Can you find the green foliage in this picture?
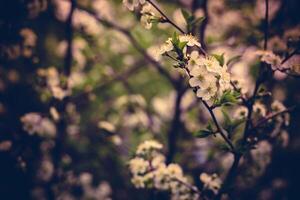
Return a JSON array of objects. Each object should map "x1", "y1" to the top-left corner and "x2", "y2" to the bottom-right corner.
[
  {"x1": 194, "y1": 123, "x2": 215, "y2": 138},
  {"x1": 221, "y1": 108, "x2": 245, "y2": 137},
  {"x1": 226, "y1": 55, "x2": 242, "y2": 66},
  {"x1": 194, "y1": 129, "x2": 213, "y2": 138},
  {"x1": 181, "y1": 9, "x2": 205, "y2": 33},
  {"x1": 212, "y1": 53, "x2": 225, "y2": 66},
  {"x1": 214, "y1": 90, "x2": 240, "y2": 106}
]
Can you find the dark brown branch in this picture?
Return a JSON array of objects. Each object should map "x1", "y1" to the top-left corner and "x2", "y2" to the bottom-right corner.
[
  {"x1": 281, "y1": 47, "x2": 299, "y2": 64},
  {"x1": 48, "y1": 0, "x2": 76, "y2": 197},
  {"x1": 166, "y1": 81, "x2": 185, "y2": 163},
  {"x1": 243, "y1": 0, "x2": 269, "y2": 144},
  {"x1": 64, "y1": 0, "x2": 76, "y2": 76},
  {"x1": 273, "y1": 68, "x2": 300, "y2": 78},
  {"x1": 230, "y1": 81, "x2": 248, "y2": 106},
  {"x1": 146, "y1": 0, "x2": 185, "y2": 34},
  {"x1": 250, "y1": 106, "x2": 295, "y2": 131},
  {"x1": 197, "y1": 0, "x2": 208, "y2": 49},
  {"x1": 201, "y1": 100, "x2": 235, "y2": 152},
  {"x1": 215, "y1": 153, "x2": 242, "y2": 200},
  {"x1": 215, "y1": 1, "x2": 270, "y2": 199}
]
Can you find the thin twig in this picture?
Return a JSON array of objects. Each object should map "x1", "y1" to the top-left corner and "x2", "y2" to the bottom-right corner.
[
  {"x1": 146, "y1": 0, "x2": 185, "y2": 34},
  {"x1": 250, "y1": 106, "x2": 295, "y2": 131},
  {"x1": 243, "y1": 0, "x2": 269, "y2": 143},
  {"x1": 230, "y1": 81, "x2": 248, "y2": 106},
  {"x1": 281, "y1": 47, "x2": 299, "y2": 64},
  {"x1": 201, "y1": 100, "x2": 235, "y2": 151}
]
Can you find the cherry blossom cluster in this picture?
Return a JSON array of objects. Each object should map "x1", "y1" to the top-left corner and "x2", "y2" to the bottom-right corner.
[
  {"x1": 123, "y1": 0, "x2": 161, "y2": 29},
  {"x1": 21, "y1": 113, "x2": 56, "y2": 138},
  {"x1": 129, "y1": 140, "x2": 200, "y2": 200},
  {"x1": 151, "y1": 33, "x2": 231, "y2": 101},
  {"x1": 187, "y1": 53, "x2": 231, "y2": 101},
  {"x1": 37, "y1": 67, "x2": 71, "y2": 100}
]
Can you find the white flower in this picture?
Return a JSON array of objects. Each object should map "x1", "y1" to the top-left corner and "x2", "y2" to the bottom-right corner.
[
  {"x1": 151, "y1": 154, "x2": 166, "y2": 168},
  {"x1": 256, "y1": 50, "x2": 282, "y2": 70},
  {"x1": 98, "y1": 121, "x2": 116, "y2": 132},
  {"x1": 148, "y1": 45, "x2": 163, "y2": 61},
  {"x1": 73, "y1": 10, "x2": 102, "y2": 36},
  {"x1": 37, "y1": 67, "x2": 71, "y2": 100},
  {"x1": 200, "y1": 173, "x2": 222, "y2": 194},
  {"x1": 271, "y1": 100, "x2": 286, "y2": 112},
  {"x1": 129, "y1": 140, "x2": 200, "y2": 198},
  {"x1": 123, "y1": 0, "x2": 146, "y2": 11},
  {"x1": 159, "y1": 38, "x2": 174, "y2": 54},
  {"x1": 196, "y1": 83, "x2": 218, "y2": 101},
  {"x1": 50, "y1": 86, "x2": 70, "y2": 100},
  {"x1": 0, "y1": 141, "x2": 12, "y2": 151},
  {"x1": 179, "y1": 34, "x2": 201, "y2": 47},
  {"x1": 110, "y1": 135, "x2": 122, "y2": 146},
  {"x1": 136, "y1": 140, "x2": 163, "y2": 156},
  {"x1": 167, "y1": 164, "x2": 183, "y2": 178},
  {"x1": 187, "y1": 51, "x2": 201, "y2": 71},
  {"x1": 140, "y1": 3, "x2": 159, "y2": 29},
  {"x1": 129, "y1": 157, "x2": 149, "y2": 175},
  {"x1": 21, "y1": 113, "x2": 56, "y2": 138},
  {"x1": 131, "y1": 175, "x2": 146, "y2": 188},
  {"x1": 218, "y1": 65, "x2": 231, "y2": 91},
  {"x1": 140, "y1": 15, "x2": 153, "y2": 29},
  {"x1": 234, "y1": 106, "x2": 249, "y2": 119},
  {"x1": 271, "y1": 100, "x2": 289, "y2": 125},
  {"x1": 189, "y1": 66, "x2": 217, "y2": 90},
  {"x1": 253, "y1": 102, "x2": 267, "y2": 117},
  {"x1": 199, "y1": 56, "x2": 221, "y2": 74},
  {"x1": 50, "y1": 107, "x2": 60, "y2": 121},
  {"x1": 153, "y1": 164, "x2": 170, "y2": 190},
  {"x1": 79, "y1": 172, "x2": 93, "y2": 185}
]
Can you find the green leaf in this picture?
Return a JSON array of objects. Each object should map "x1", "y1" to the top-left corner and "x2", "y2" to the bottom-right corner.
[
  {"x1": 212, "y1": 53, "x2": 225, "y2": 66},
  {"x1": 221, "y1": 108, "x2": 232, "y2": 125},
  {"x1": 178, "y1": 41, "x2": 188, "y2": 51},
  {"x1": 191, "y1": 16, "x2": 205, "y2": 26},
  {"x1": 181, "y1": 9, "x2": 190, "y2": 22},
  {"x1": 221, "y1": 108, "x2": 245, "y2": 136},
  {"x1": 207, "y1": 122, "x2": 214, "y2": 132},
  {"x1": 194, "y1": 129, "x2": 213, "y2": 138},
  {"x1": 172, "y1": 32, "x2": 179, "y2": 46},
  {"x1": 226, "y1": 55, "x2": 241, "y2": 66},
  {"x1": 215, "y1": 90, "x2": 240, "y2": 106}
]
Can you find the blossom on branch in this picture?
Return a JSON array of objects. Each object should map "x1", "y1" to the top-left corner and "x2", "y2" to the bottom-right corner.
[{"x1": 129, "y1": 140, "x2": 200, "y2": 200}]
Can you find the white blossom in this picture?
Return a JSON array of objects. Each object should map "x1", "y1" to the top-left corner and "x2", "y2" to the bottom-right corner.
[
  {"x1": 271, "y1": 100, "x2": 286, "y2": 112},
  {"x1": 200, "y1": 173, "x2": 222, "y2": 194},
  {"x1": 136, "y1": 140, "x2": 163, "y2": 156},
  {"x1": 123, "y1": 0, "x2": 146, "y2": 11},
  {"x1": 187, "y1": 54, "x2": 232, "y2": 101},
  {"x1": 256, "y1": 50, "x2": 282, "y2": 70},
  {"x1": 234, "y1": 106, "x2": 249, "y2": 119},
  {"x1": 140, "y1": 3, "x2": 159, "y2": 29},
  {"x1": 179, "y1": 34, "x2": 201, "y2": 47},
  {"x1": 129, "y1": 140, "x2": 200, "y2": 199},
  {"x1": 21, "y1": 113, "x2": 56, "y2": 138},
  {"x1": 253, "y1": 102, "x2": 267, "y2": 117}
]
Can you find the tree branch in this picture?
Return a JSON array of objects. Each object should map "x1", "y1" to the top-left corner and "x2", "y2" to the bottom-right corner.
[
  {"x1": 215, "y1": 1, "x2": 270, "y2": 199},
  {"x1": 146, "y1": 0, "x2": 185, "y2": 34}
]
